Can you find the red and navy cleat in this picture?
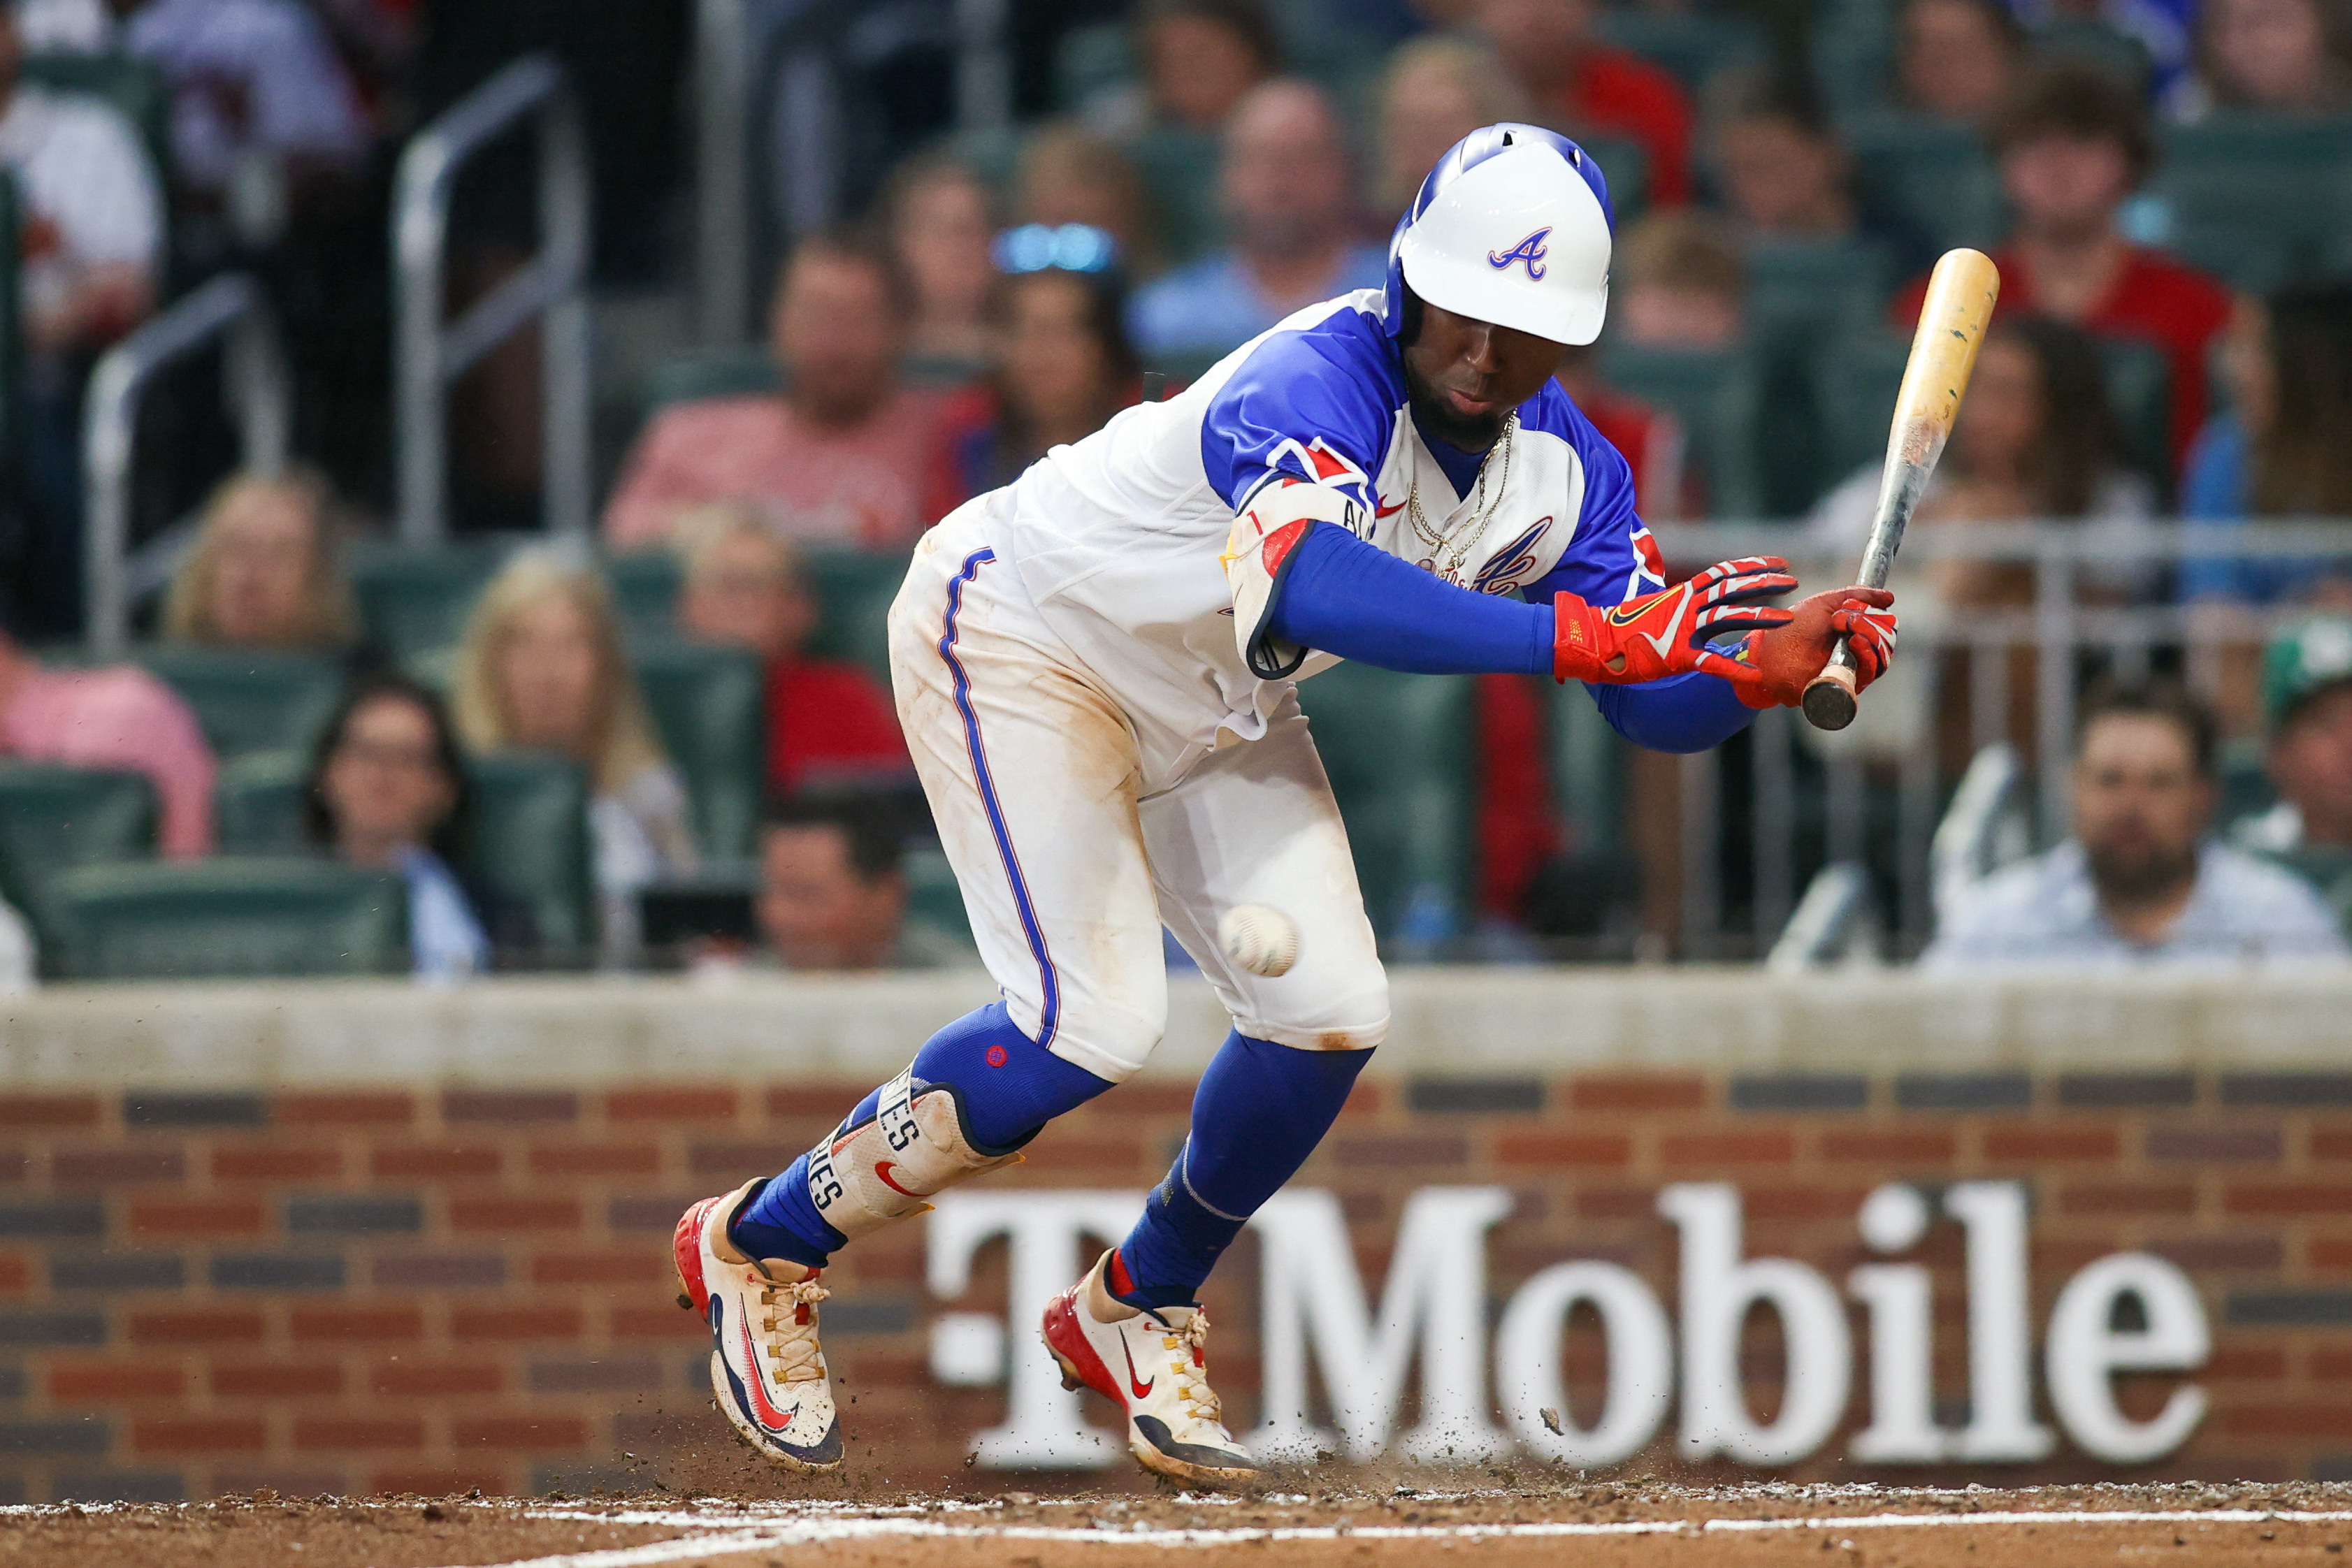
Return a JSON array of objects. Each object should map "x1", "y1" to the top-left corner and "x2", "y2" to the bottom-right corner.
[
  {"x1": 1041, "y1": 1249, "x2": 1260, "y2": 1488},
  {"x1": 673, "y1": 1180, "x2": 842, "y2": 1472}
]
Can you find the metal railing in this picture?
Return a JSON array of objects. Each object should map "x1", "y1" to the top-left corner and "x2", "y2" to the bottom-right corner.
[
  {"x1": 394, "y1": 52, "x2": 590, "y2": 546},
  {"x1": 1647, "y1": 519, "x2": 2352, "y2": 963},
  {"x1": 82, "y1": 274, "x2": 289, "y2": 656}
]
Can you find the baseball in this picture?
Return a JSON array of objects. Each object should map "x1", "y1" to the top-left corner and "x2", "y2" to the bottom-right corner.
[{"x1": 1219, "y1": 903, "x2": 1299, "y2": 978}]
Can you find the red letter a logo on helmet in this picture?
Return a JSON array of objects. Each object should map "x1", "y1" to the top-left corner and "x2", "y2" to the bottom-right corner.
[{"x1": 1487, "y1": 227, "x2": 1552, "y2": 280}]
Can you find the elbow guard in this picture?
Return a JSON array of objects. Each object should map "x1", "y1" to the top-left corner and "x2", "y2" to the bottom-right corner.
[{"x1": 1222, "y1": 479, "x2": 1365, "y2": 679}]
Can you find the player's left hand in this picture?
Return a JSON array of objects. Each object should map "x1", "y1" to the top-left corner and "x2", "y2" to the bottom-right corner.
[{"x1": 1731, "y1": 585, "x2": 1898, "y2": 710}]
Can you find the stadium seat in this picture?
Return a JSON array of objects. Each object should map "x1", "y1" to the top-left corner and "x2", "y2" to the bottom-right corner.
[
  {"x1": 1846, "y1": 115, "x2": 2007, "y2": 256},
  {"x1": 136, "y1": 646, "x2": 344, "y2": 761},
  {"x1": 1296, "y1": 664, "x2": 1474, "y2": 948},
  {"x1": 2094, "y1": 335, "x2": 2172, "y2": 491},
  {"x1": 42, "y1": 857, "x2": 406, "y2": 980},
  {"x1": 0, "y1": 764, "x2": 157, "y2": 932},
  {"x1": 805, "y1": 550, "x2": 911, "y2": 687},
  {"x1": 1550, "y1": 680, "x2": 1628, "y2": 860},
  {"x1": 466, "y1": 750, "x2": 596, "y2": 960},
  {"x1": 1592, "y1": 10, "x2": 1769, "y2": 95},
  {"x1": 347, "y1": 541, "x2": 505, "y2": 665},
  {"x1": 606, "y1": 550, "x2": 684, "y2": 637},
  {"x1": 1745, "y1": 238, "x2": 1897, "y2": 337},
  {"x1": 903, "y1": 844, "x2": 973, "y2": 942},
  {"x1": 1128, "y1": 126, "x2": 1225, "y2": 263},
  {"x1": 1600, "y1": 342, "x2": 1770, "y2": 518},
  {"x1": 640, "y1": 350, "x2": 781, "y2": 419},
  {"x1": 2026, "y1": 17, "x2": 2151, "y2": 89},
  {"x1": 1810, "y1": 328, "x2": 1913, "y2": 488},
  {"x1": 629, "y1": 635, "x2": 767, "y2": 862},
  {"x1": 2151, "y1": 116, "x2": 2352, "y2": 286},
  {"x1": 212, "y1": 750, "x2": 309, "y2": 855},
  {"x1": 1578, "y1": 134, "x2": 1650, "y2": 226}
]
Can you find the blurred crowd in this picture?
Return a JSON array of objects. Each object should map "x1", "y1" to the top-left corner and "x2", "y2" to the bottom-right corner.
[{"x1": 1, "y1": 0, "x2": 2351, "y2": 980}]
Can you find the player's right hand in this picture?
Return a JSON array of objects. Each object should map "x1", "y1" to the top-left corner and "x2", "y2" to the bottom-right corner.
[{"x1": 1552, "y1": 557, "x2": 1796, "y2": 689}]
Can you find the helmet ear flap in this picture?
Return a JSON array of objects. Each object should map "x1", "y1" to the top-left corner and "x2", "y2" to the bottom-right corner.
[{"x1": 1398, "y1": 283, "x2": 1425, "y2": 348}]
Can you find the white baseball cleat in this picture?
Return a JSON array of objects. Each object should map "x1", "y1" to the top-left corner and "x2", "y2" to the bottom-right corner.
[
  {"x1": 1041, "y1": 1249, "x2": 1260, "y2": 1488},
  {"x1": 672, "y1": 1179, "x2": 842, "y2": 1472}
]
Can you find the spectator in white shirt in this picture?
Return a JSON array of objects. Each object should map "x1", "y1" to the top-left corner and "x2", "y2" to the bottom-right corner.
[
  {"x1": 0, "y1": 0, "x2": 160, "y2": 639},
  {"x1": 115, "y1": 0, "x2": 368, "y2": 197},
  {"x1": 0, "y1": 1, "x2": 157, "y2": 354},
  {"x1": 1923, "y1": 684, "x2": 2349, "y2": 971}
]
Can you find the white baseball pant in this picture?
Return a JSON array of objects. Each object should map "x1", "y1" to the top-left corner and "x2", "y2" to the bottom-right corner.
[{"x1": 887, "y1": 498, "x2": 1391, "y2": 1083}]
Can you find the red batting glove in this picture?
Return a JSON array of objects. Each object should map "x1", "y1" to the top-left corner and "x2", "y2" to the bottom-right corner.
[
  {"x1": 1553, "y1": 556, "x2": 1798, "y2": 694},
  {"x1": 1730, "y1": 586, "x2": 1898, "y2": 710}
]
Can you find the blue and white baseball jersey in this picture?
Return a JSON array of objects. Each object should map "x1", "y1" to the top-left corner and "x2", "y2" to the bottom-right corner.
[{"x1": 998, "y1": 286, "x2": 1664, "y2": 751}]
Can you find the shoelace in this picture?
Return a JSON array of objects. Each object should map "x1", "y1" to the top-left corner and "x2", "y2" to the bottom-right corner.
[
  {"x1": 1162, "y1": 1309, "x2": 1222, "y2": 1426},
  {"x1": 753, "y1": 1275, "x2": 830, "y2": 1386}
]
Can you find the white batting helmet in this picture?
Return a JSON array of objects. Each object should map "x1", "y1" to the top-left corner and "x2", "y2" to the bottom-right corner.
[{"x1": 1383, "y1": 124, "x2": 1615, "y2": 347}]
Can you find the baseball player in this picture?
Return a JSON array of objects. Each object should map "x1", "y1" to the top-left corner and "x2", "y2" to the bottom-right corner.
[{"x1": 672, "y1": 125, "x2": 1897, "y2": 1486}]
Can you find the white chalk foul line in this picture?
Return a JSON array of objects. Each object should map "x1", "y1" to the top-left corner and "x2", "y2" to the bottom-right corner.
[{"x1": 454, "y1": 1504, "x2": 2352, "y2": 1567}]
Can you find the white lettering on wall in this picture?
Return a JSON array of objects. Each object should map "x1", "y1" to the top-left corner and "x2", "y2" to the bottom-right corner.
[
  {"x1": 1946, "y1": 1181, "x2": 2056, "y2": 1461},
  {"x1": 1849, "y1": 1182, "x2": 1942, "y2": 1462},
  {"x1": 1249, "y1": 1186, "x2": 1513, "y2": 1462},
  {"x1": 919, "y1": 1182, "x2": 2212, "y2": 1470},
  {"x1": 1494, "y1": 1260, "x2": 1673, "y2": 1466},
  {"x1": 1659, "y1": 1182, "x2": 1851, "y2": 1465},
  {"x1": 2044, "y1": 1252, "x2": 2210, "y2": 1462},
  {"x1": 926, "y1": 1189, "x2": 1142, "y2": 1467}
]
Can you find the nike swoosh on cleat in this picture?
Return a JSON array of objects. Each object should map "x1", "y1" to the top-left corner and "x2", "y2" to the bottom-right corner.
[
  {"x1": 736, "y1": 1309, "x2": 796, "y2": 1432},
  {"x1": 1120, "y1": 1335, "x2": 1155, "y2": 1400},
  {"x1": 873, "y1": 1162, "x2": 920, "y2": 1197}
]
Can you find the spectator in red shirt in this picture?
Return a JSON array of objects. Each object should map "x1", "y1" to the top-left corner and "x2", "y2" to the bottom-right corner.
[
  {"x1": 1467, "y1": 0, "x2": 1693, "y2": 205},
  {"x1": 671, "y1": 505, "x2": 910, "y2": 797},
  {"x1": 1475, "y1": 0, "x2": 1694, "y2": 204},
  {"x1": 1892, "y1": 64, "x2": 2234, "y2": 473}
]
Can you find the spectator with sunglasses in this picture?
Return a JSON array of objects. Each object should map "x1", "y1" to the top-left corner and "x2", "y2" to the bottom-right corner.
[{"x1": 928, "y1": 225, "x2": 1146, "y2": 519}]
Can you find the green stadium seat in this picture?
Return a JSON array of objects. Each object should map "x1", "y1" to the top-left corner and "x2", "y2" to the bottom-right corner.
[
  {"x1": 1297, "y1": 664, "x2": 1475, "y2": 948},
  {"x1": 1578, "y1": 134, "x2": 1650, "y2": 227},
  {"x1": 605, "y1": 550, "x2": 684, "y2": 638},
  {"x1": 805, "y1": 551, "x2": 910, "y2": 688},
  {"x1": 212, "y1": 749, "x2": 309, "y2": 855},
  {"x1": 2151, "y1": 116, "x2": 2352, "y2": 286},
  {"x1": 136, "y1": 646, "x2": 344, "y2": 761},
  {"x1": 21, "y1": 55, "x2": 169, "y2": 187},
  {"x1": 1600, "y1": 342, "x2": 1771, "y2": 518},
  {"x1": 1846, "y1": 115, "x2": 2007, "y2": 256},
  {"x1": 640, "y1": 351, "x2": 780, "y2": 419},
  {"x1": 1812, "y1": 27, "x2": 1895, "y2": 124},
  {"x1": 43, "y1": 857, "x2": 406, "y2": 980},
  {"x1": 1129, "y1": 126, "x2": 1225, "y2": 263},
  {"x1": 1592, "y1": 10, "x2": 1769, "y2": 95},
  {"x1": 904, "y1": 844, "x2": 973, "y2": 942},
  {"x1": 1745, "y1": 238, "x2": 1897, "y2": 337},
  {"x1": 1053, "y1": 20, "x2": 1131, "y2": 112},
  {"x1": 466, "y1": 750, "x2": 596, "y2": 959},
  {"x1": 2094, "y1": 335, "x2": 2172, "y2": 491},
  {"x1": 347, "y1": 542, "x2": 505, "y2": 665},
  {"x1": 1551, "y1": 681, "x2": 1629, "y2": 859},
  {"x1": 2027, "y1": 17, "x2": 2151, "y2": 89},
  {"x1": 629, "y1": 636, "x2": 767, "y2": 862},
  {"x1": 1811, "y1": 328, "x2": 1912, "y2": 488},
  {"x1": 0, "y1": 764, "x2": 156, "y2": 933}
]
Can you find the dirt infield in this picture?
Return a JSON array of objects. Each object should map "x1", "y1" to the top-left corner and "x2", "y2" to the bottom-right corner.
[{"x1": 5, "y1": 1481, "x2": 2352, "y2": 1567}]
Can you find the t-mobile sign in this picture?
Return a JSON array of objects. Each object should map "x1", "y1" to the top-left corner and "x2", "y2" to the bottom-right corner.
[{"x1": 923, "y1": 1183, "x2": 2209, "y2": 1470}]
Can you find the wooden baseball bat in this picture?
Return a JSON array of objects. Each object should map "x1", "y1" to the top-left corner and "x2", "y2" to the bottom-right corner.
[{"x1": 1801, "y1": 247, "x2": 2001, "y2": 732}]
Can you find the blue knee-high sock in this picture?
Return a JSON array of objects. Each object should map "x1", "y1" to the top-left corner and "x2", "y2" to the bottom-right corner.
[
  {"x1": 1116, "y1": 1031, "x2": 1373, "y2": 1308},
  {"x1": 730, "y1": 1003, "x2": 1114, "y2": 1270}
]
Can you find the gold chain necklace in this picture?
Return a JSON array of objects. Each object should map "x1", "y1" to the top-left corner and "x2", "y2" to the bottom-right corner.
[{"x1": 1405, "y1": 412, "x2": 1517, "y2": 584}]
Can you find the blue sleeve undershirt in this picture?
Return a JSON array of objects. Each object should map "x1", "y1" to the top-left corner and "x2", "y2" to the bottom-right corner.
[{"x1": 1266, "y1": 521, "x2": 1757, "y2": 753}]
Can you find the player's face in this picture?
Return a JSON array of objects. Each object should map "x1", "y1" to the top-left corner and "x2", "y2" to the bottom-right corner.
[{"x1": 1401, "y1": 300, "x2": 1569, "y2": 451}]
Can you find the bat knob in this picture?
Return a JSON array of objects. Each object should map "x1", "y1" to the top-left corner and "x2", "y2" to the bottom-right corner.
[{"x1": 1803, "y1": 665, "x2": 1859, "y2": 731}]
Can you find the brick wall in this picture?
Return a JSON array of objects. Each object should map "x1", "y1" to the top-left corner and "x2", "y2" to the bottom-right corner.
[{"x1": 1, "y1": 1067, "x2": 2349, "y2": 1502}]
